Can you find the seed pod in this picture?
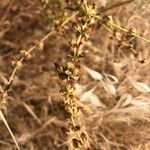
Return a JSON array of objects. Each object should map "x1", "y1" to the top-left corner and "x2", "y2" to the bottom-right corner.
[
  {"x1": 38, "y1": 41, "x2": 44, "y2": 51},
  {"x1": 72, "y1": 138, "x2": 82, "y2": 148},
  {"x1": 11, "y1": 60, "x2": 16, "y2": 67},
  {"x1": 102, "y1": 15, "x2": 113, "y2": 26},
  {"x1": 126, "y1": 28, "x2": 137, "y2": 40},
  {"x1": 67, "y1": 61, "x2": 75, "y2": 70},
  {"x1": 61, "y1": 126, "x2": 68, "y2": 134},
  {"x1": 20, "y1": 50, "x2": 28, "y2": 57},
  {"x1": 72, "y1": 106, "x2": 81, "y2": 116},
  {"x1": 74, "y1": 125, "x2": 81, "y2": 131},
  {"x1": 80, "y1": 132, "x2": 87, "y2": 142},
  {"x1": 11, "y1": 60, "x2": 22, "y2": 68},
  {"x1": 73, "y1": 67, "x2": 80, "y2": 75},
  {"x1": 113, "y1": 30, "x2": 122, "y2": 41},
  {"x1": 66, "y1": 85, "x2": 75, "y2": 95}
]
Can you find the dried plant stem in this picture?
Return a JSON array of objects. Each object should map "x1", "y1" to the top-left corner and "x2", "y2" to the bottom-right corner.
[
  {"x1": 103, "y1": 24, "x2": 136, "y2": 54},
  {"x1": 100, "y1": 0, "x2": 135, "y2": 13},
  {"x1": 0, "y1": 12, "x2": 78, "y2": 150},
  {"x1": 94, "y1": 15, "x2": 150, "y2": 43},
  {"x1": 0, "y1": 110, "x2": 20, "y2": 150},
  {"x1": 110, "y1": 22, "x2": 150, "y2": 43},
  {"x1": 55, "y1": 0, "x2": 98, "y2": 149},
  {"x1": 7, "y1": 11, "x2": 78, "y2": 86}
]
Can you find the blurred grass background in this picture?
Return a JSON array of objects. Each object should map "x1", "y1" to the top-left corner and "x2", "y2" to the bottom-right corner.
[{"x1": 0, "y1": 0, "x2": 150, "y2": 150}]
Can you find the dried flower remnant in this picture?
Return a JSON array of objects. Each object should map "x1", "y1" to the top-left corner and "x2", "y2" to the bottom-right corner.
[
  {"x1": 55, "y1": 0, "x2": 99, "y2": 149},
  {"x1": 93, "y1": 12, "x2": 150, "y2": 64}
]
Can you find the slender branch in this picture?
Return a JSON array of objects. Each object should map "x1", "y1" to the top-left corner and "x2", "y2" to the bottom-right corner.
[
  {"x1": 0, "y1": 110, "x2": 21, "y2": 150},
  {"x1": 7, "y1": 12, "x2": 78, "y2": 86},
  {"x1": 110, "y1": 22, "x2": 150, "y2": 43},
  {"x1": 94, "y1": 15, "x2": 150, "y2": 44},
  {"x1": 100, "y1": 0, "x2": 135, "y2": 13}
]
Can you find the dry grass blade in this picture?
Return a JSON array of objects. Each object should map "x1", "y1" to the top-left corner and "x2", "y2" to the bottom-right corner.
[
  {"x1": 83, "y1": 65, "x2": 103, "y2": 81},
  {"x1": 131, "y1": 81, "x2": 150, "y2": 93},
  {"x1": 100, "y1": 80, "x2": 116, "y2": 95},
  {"x1": 0, "y1": 110, "x2": 20, "y2": 150},
  {"x1": 18, "y1": 117, "x2": 56, "y2": 143},
  {"x1": 22, "y1": 102, "x2": 42, "y2": 125},
  {"x1": 100, "y1": 0, "x2": 135, "y2": 13}
]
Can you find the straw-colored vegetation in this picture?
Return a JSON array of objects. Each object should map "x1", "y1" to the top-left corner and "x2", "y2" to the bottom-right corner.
[{"x1": 0, "y1": 0, "x2": 150, "y2": 150}]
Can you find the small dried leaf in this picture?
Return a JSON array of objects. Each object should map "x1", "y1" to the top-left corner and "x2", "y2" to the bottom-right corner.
[
  {"x1": 16, "y1": 61, "x2": 22, "y2": 68},
  {"x1": 11, "y1": 60, "x2": 16, "y2": 67},
  {"x1": 80, "y1": 87, "x2": 96, "y2": 102},
  {"x1": 101, "y1": 80, "x2": 116, "y2": 95},
  {"x1": 116, "y1": 93, "x2": 132, "y2": 108},
  {"x1": 89, "y1": 94, "x2": 106, "y2": 108},
  {"x1": 20, "y1": 50, "x2": 28, "y2": 57},
  {"x1": 131, "y1": 81, "x2": 150, "y2": 93},
  {"x1": 131, "y1": 98, "x2": 150, "y2": 112},
  {"x1": 80, "y1": 132, "x2": 87, "y2": 142},
  {"x1": 38, "y1": 41, "x2": 44, "y2": 51},
  {"x1": 75, "y1": 83, "x2": 86, "y2": 95},
  {"x1": 72, "y1": 138, "x2": 81, "y2": 148},
  {"x1": 12, "y1": 60, "x2": 22, "y2": 68},
  {"x1": 83, "y1": 66, "x2": 102, "y2": 81},
  {"x1": 105, "y1": 74, "x2": 118, "y2": 84}
]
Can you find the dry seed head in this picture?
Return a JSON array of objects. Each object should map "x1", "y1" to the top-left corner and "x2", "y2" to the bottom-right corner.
[
  {"x1": 72, "y1": 106, "x2": 81, "y2": 116},
  {"x1": 67, "y1": 61, "x2": 75, "y2": 70},
  {"x1": 80, "y1": 132, "x2": 88, "y2": 142},
  {"x1": 16, "y1": 61, "x2": 22, "y2": 68},
  {"x1": 64, "y1": 85, "x2": 75, "y2": 95},
  {"x1": 56, "y1": 0, "x2": 97, "y2": 148},
  {"x1": 73, "y1": 67, "x2": 80, "y2": 76},
  {"x1": 90, "y1": 17, "x2": 96, "y2": 24},
  {"x1": 72, "y1": 138, "x2": 82, "y2": 148},
  {"x1": 11, "y1": 60, "x2": 16, "y2": 67},
  {"x1": 102, "y1": 15, "x2": 113, "y2": 26},
  {"x1": 20, "y1": 50, "x2": 32, "y2": 60},
  {"x1": 125, "y1": 28, "x2": 137, "y2": 41},
  {"x1": 129, "y1": 28, "x2": 137, "y2": 35},
  {"x1": 113, "y1": 30, "x2": 122, "y2": 41},
  {"x1": 20, "y1": 50, "x2": 28, "y2": 57},
  {"x1": 11, "y1": 60, "x2": 22, "y2": 68},
  {"x1": 38, "y1": 41, "x2": 44, "y2": 51},
  {"x1": 74, "y1": 125, "x2": 81, "y2": 131},
  {"x1": 80, "y1": 1, "x2": 96, "y2": 16}
]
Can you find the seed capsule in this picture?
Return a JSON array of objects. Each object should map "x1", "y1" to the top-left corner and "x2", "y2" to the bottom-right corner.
[
  {"x1": 72, "y1": 138, "x2": 82, "y2": 148},
  {"x1": 38, "y1": 41, "x2": 44, "y2": 51},
  {"x1": 20, "y1": 50, "x2": 28, "y2": 57},
  {"x1": 80, "y1": 132, "x2": 87, "y2": 142}
]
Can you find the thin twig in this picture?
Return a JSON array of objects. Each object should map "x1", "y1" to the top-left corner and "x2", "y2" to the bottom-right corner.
[
  {"x1": 0, "y1": 110, "x2": 21, "y2": 150},
  {"x1": 100, "y1": 0, "x2": 135, "y2": 13},
  {"x1": 7, "y1": 12, "x2": 78, "y2": 86},
  {"x1": 94, "y1": 15, "x2": 150, "y2": 43},
  {"x1": 110, "y1": 22, "x2": 150, "y2": 43}
]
